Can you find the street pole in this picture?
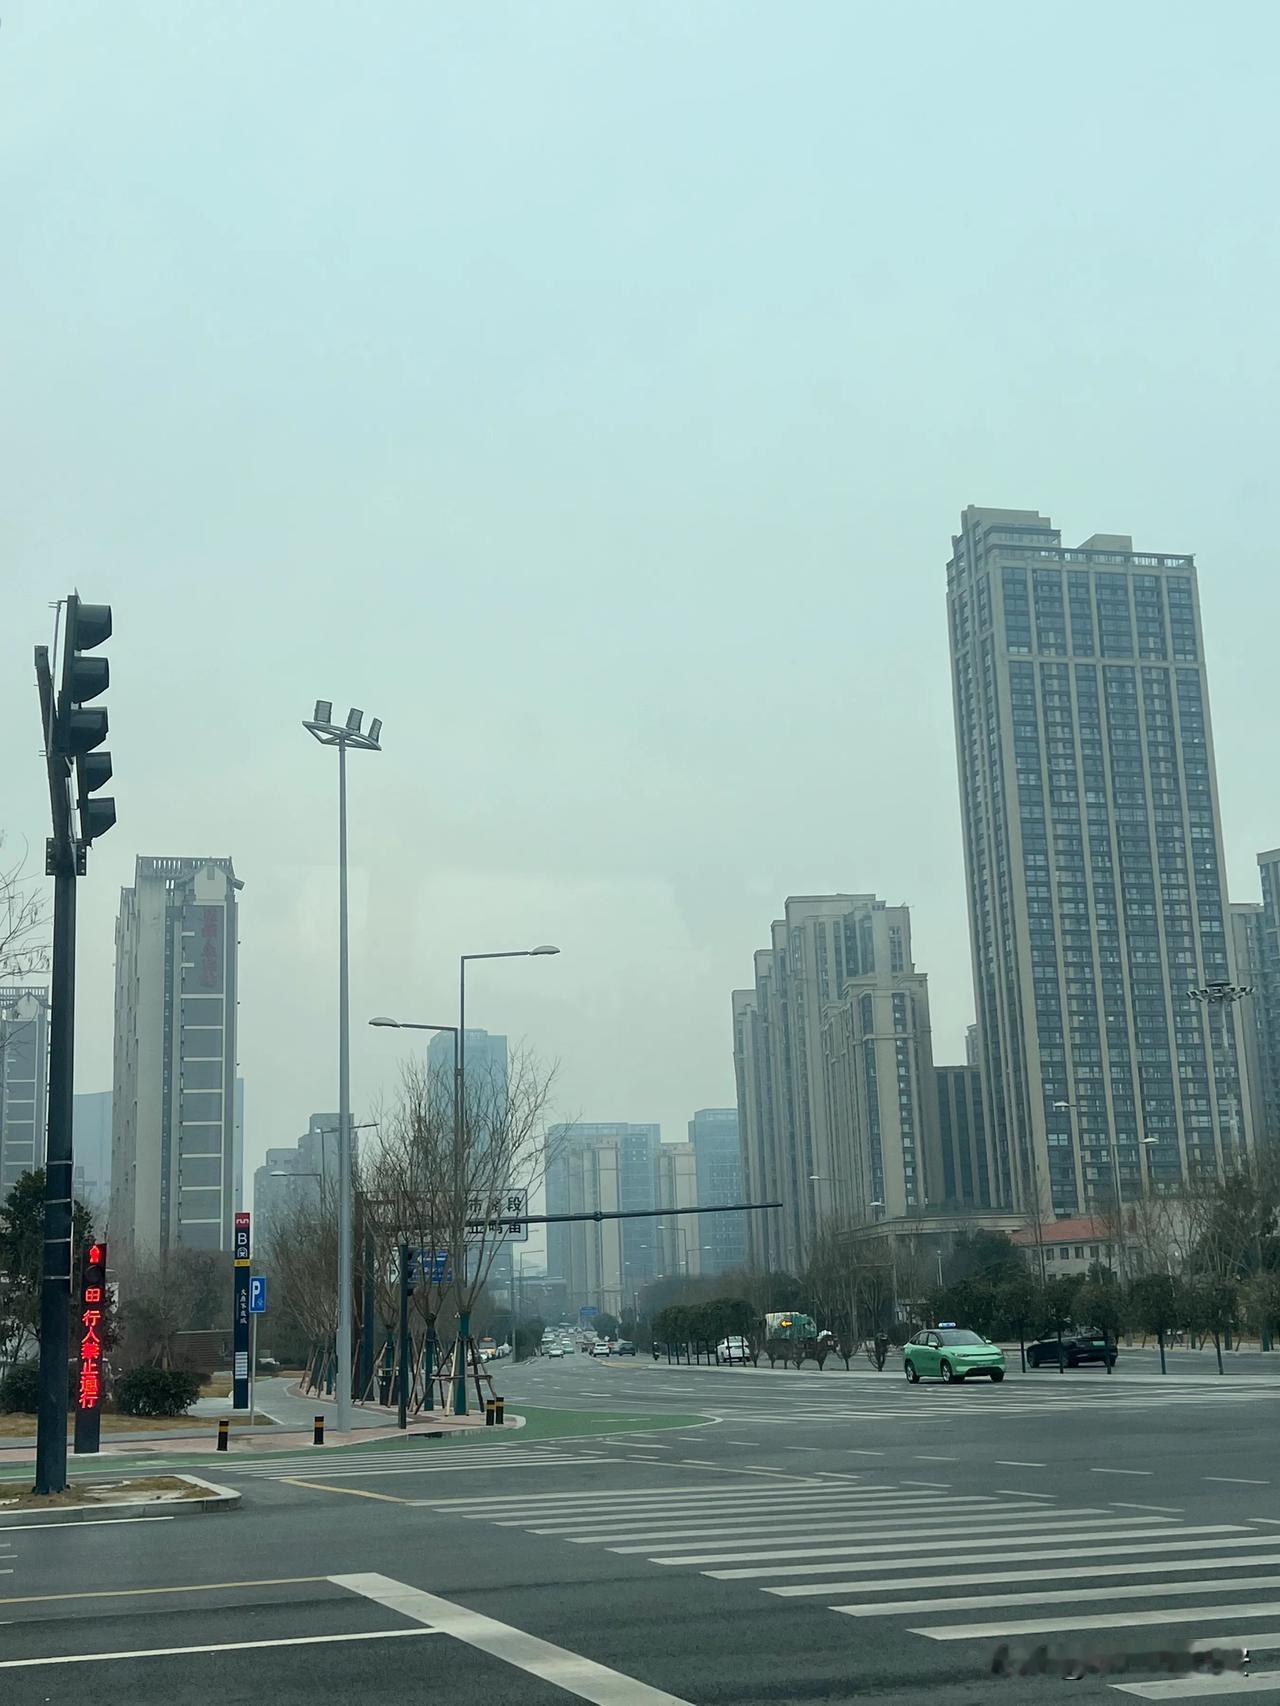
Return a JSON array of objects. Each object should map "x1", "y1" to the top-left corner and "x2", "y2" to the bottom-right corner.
[
  {"x1": 34, "y1": 868, "x2": 75, "y2": 1496},
  {"x1": 336, "y1": 737, "x2": 353, "y2": 1432},
  {"x1": 304, "y1": 703, "x2": 382, "y2": 1434},
  {"x1": 398, "y1": 1242, "x2": 410, "y2": 1430},
  {"x1": 453, "y1": 979, "x2": 467, "y2": 1416}
]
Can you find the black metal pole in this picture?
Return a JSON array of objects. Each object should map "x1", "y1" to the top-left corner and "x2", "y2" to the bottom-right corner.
[
  {"x1": 398, "y1": 1242, "x2": 410, "y2": 1430},
  {"x1": 34, "y1": 868, "x2": 75, "y2": 1496}
]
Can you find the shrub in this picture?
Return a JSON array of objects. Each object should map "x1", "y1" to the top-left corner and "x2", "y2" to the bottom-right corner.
[
  {"x1": 0, "y1": 1358, "x2": 40, "y2": 1413},
  {"x1": 113, "y1": 1366, "x2": 201, "y2": 1418}
]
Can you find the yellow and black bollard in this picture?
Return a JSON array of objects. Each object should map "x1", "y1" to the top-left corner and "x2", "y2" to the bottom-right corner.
[
  {"x1": 484, "y1": 1399, "x2": 497, "y2": 1427},
  {"x1": 494, "y1": 1397, "x2": 505, "y2": 1426},
  {"x1": 216, "y1": 1417, "x2": 230, "y2": 1452},
  {"x1": 313, "y1": 1414, "x2": 326, "y2": 1446}
]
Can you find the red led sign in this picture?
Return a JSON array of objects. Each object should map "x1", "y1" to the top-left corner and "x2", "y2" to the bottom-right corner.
[{"x1": 74, "y1": 1240, "x2": 107, "y2": 1455}]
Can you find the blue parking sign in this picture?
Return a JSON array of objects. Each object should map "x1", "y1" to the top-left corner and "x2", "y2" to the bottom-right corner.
[{"x1": 249, "y1": 1275, "x2": 268, "y2": 1314}]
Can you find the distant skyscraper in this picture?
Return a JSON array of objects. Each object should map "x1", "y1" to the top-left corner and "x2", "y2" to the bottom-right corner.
[
  {"x1": 948, "y1": 507, "x2": 1251, "y2": 1219},
  {"x1": 965, "y1": 1024, "x2": 980, "y2": 1067},
  {"x1": 109, "y1": 857, "x2": 243, "y2": 1261},
  {"x1": 0, "y1": 988, "x2": 47, "y2": 1192},
  {"x1": 253, "y1": 1111, "x2": 339, "y2": 1239},
  {"x1": 1257, "y1": 851, "x2": 1280, "y2": 1143},
  {"x1": 428, "y1": 1029, "x2": 513, "y2": 1288},
  {"x1": 656, "y1": 1141, "x2": 701, "y2": 1279},
  {"x1": 72, "y1": 1090, "x2": 112, "y2": 1219},
  {"x1": 733, "y1": 895, "x2": 942, "y2": 1273},
  {"x1": 545, "y1": 1122, "x2": 660, "y2": 1315},
  {"x1": 688, "y1": 1108, "x2": 745, "y2": 1276},
  {"x1": 934, "y1": 1066, "x2": 995, "y2": 1211}
]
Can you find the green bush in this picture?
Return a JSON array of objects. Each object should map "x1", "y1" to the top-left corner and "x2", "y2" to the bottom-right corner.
[
  {"x1": 113, "y1": 1366, "x2": 201, "y2": 1418},
  {"x1": 0, "y1": 1358, "x2": 40, "y2": 1413}
]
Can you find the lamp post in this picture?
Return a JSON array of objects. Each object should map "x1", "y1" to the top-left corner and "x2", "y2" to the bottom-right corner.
[{"x1": 303, "y1": 700, "x2": 382, "y2": 1431}]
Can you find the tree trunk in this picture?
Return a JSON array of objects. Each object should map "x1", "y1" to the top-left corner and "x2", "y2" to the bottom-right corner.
[
  {"x1": 453, "y1": 1308, "x2": 471, "y2": 1414},
  {"x1": 1214, "y1": 1331, "x2": 1224, "y2": 1376},
  {"x1": 1158, "y1": 1329, "x2": 1167, "y2": 1375}
]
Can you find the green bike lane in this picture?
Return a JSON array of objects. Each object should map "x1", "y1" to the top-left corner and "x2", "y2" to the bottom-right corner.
[{"x1": 0, "y1": 1403, "x2": 711, "y2": 1483}]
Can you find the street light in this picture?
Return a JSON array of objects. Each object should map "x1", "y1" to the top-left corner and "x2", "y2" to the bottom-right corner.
[{"x1": 304, "y1": 699, "x2": 382, "y2": 1431}]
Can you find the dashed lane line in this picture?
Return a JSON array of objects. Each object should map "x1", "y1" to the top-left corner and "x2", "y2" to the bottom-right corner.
[{"x1": 0, "y1": 1630, "x2": 441, "y2": 1669}]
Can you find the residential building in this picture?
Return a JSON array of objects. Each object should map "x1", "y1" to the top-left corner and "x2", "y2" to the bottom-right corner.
[
  {"x1": 1231, "y1": 903, "x2": 1271, "y2": 1149},
  {"x1": 934, "y1": 1065, "x2": 995, "y2": 1211},
  {"x1": 109, "y1": 857, "x2": 243, "y2": 1261},
  {"x1": 732, "y1": 894, "x2": 942, "y2": 1273},
  {"x1": 656, "y1": 1141, "x2": 701, "y2": 1279},
  {"x1": 688, "y1": 1107, "x2": 746, "y2": 1275},
  {"x1": 948, "y1": 507, "x2": 1252, "y2": 1221},
  {"x1": 252, "y1": 1111, "x2": 340, "y2": 1240},
  {"x1": 72, "y1": 1090, "x2": 112, "y2": 1219},
  {"x1": 0, "y1": 987, "x2": 48, "y2": 1191},
  {"x1": 1012, "y1": 1215, "x2": 1114, "y2": 1278},
  {"x1": 965, "y1": 1024, "x2": 980, "y2": 1067}
]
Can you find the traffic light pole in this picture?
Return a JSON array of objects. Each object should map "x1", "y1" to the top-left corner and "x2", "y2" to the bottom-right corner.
[{"x1": 33, "y1": 864, "x2": 75, "y2": 1496}]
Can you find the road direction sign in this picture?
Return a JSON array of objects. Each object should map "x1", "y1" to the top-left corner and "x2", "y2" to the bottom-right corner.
[
  {"x1": 249, "y1": 1275, "x2": 268, "y2": 1314},
  {"x1": 580, "y1": 1304, "x2": 599, "y2": 1318},
  {"x1": 465, "y1": 1188, "x2": 530, "y2": 1244}
]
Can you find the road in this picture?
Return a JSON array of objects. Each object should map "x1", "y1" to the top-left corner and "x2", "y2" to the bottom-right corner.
[{"x1": 4, "y1": 1350, "x2": 1279, "y2": 1704}]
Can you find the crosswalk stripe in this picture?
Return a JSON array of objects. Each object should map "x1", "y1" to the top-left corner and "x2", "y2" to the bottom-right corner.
[
  {"x1": 1110, "y1": 1670, "x2": 1280, "y2": 1700},
  {"x1": 834, "y1": 1573, "x2": 1280, "y2": 1617},
  {"x1": 423, "y1": 1482, "x2": 831, "y2": 1510},
  {"x1": 912, "y1": 1602, "x2": 1280, "y2": 1640},
  {"x1": 610, "y1": 1510, "x2": 1119, "y2": 1552},
  {"x1": 769, "y1": 1552, "x2": 1280, "y2": 1598},
  {"x1": 569, "y1": 1503, "x2": 1061, "y2": 1547},
  {"x1": 514, "y1": 1489, "x2": 988, "y2": 1531},
  {"x1": 656, "y1": 1519, "x2": 1187, "y2": 1566},
  {"x1": 484, "y1": 1485, "x2": 906, "y2": 1520},
  {"x1": 265, "y1": 1457, "x2": 608, "y2": 1480},
  {"x1": 704, "y1": 1529, "x2": 1254, "y2": 1578}
]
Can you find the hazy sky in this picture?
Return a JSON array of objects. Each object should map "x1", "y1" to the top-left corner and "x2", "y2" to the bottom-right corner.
[{"x1": 3, "y1": 4, "x2": 1278, "y2": 1205}]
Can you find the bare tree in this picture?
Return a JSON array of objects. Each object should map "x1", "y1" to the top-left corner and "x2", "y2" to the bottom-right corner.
[
  {"x1": 368, "y1": 1047, "x2": 561, "y2": 1415},
  {"x1": 262, "y1": 1192, "x2": 340, "y2": 1376},
  {"x1": 0, "y1": 835, "x2": 49, "y2": 980}
]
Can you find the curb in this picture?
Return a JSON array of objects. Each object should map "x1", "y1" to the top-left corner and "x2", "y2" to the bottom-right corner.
[{"x1": 0, "y1": 1473, "x2": 240, "y2": 1526}]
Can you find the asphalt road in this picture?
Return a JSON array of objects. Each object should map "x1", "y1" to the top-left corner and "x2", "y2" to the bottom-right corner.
[{"x1": 5, "y1": 1351, "x2": 1279, "y2": 1705}]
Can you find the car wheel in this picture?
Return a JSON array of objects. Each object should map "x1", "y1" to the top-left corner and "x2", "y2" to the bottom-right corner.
[
  {"x1": 940, "y1": 1360, "x2": 957, "y2": 1383},
  {"x1": 1027, "y1": 1348, "x2": 1039, "y2": 1368},
  {"x1": 904, "y1": 1360, "x2": 919, "y2": 1383},
  {"x1": 990, "y1": 1369, "x2": 1005, "y2": 1383}
]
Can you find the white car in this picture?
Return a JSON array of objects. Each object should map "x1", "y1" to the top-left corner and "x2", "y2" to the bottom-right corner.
[
  {"x1": 717, "y1": 1336, "x2": 751, "y2": 1364},
  {"x1": 547, "y1": 1344, "x2": 564, "y2": 1358},
  {"x1": 591, "y1": 1341, "x2": 611, "y2": 1357}
]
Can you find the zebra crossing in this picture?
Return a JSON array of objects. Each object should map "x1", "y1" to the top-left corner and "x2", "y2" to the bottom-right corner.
[
  {"x1": 686, "y1": 1378, "x2": 1278, "y2": 1426},
  {"x1": 247, "y1": 1439, "x2": 614, "y2": 1480},
  {"x1": 417, "y1": 1476, "x2": 1280, "y2": 1697}
]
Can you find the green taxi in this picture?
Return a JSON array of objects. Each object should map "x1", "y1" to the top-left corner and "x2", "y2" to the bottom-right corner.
[{"x1": 903, "y1": 1325, "x2": 1005, "y2": 1384}]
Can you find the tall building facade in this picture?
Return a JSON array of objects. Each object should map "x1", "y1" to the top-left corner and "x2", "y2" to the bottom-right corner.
[
  {"x1": 656, "y1": 1141, "x2": 701, "y2": 1279},
  {"x1": 428, "y1": 1028, "x2": 513, "y2": 1289},
  {"x1": 688, "y1": 1108, "x2": 746, "y2": 1275},
  {"x1": 252, "y1": 1111, "x2": 340, "y2": 1240},
  {"x1": 0, "y1": 988, "x2": 48, "y2": 1192},
  {"x1": 545, "y1": 1122, "x2": 661, "y2": 1315},
  {"x1": 948, "y1": 507, "x2": 1251, "y2": 1219},
  {"x1": 1230, "y1": 849, "x2": 1280, "y2": 1146},
  {"x1": 934, "y1": 1065, "x2": 995, "y2": 1211},
  {"x1": 732, "y1": 895, "x2": 942, "y2": 1273},
  {"x1": 72, "y1": 1089, "x2": 112, "y2": 1219},
  {"x1": 109, "y1": 857, "x2": 243, "y2": 1262}
]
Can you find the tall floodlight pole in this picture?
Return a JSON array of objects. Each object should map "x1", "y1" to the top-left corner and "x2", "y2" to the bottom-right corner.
[{"x1": 304, "y1": 701, "x2": 382, "y2": 1431}]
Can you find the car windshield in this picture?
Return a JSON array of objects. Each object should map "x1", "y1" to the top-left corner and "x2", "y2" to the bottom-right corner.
[{"x1": 937, "y1": 1330, "x2": 987, "y2": 1346}]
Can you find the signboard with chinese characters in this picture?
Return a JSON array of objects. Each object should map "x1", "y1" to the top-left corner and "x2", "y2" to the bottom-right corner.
[
  {"x1": 197, "y1": 904, "x2": 223, "y2": 991},
  {"x1": 464, "y1": 1188, "x2": 529, "y2": 1244},
  {"x1": 73, "y1": 1240, "x2": 107, "y2": 1455},
  {"x1": 232, "y1": 1211, "x2": 251, "y2": 1410}
]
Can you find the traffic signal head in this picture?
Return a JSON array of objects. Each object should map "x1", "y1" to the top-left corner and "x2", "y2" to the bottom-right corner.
[{"x1": 60, "y1": 595, "x2": 115, "y2": 844}]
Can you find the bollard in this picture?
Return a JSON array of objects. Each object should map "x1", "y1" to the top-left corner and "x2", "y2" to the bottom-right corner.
[
  {"x1": 484, "y1": 1399, "x2": 496, "y2": 1427},
  {"x1": 216, "y1": 1417, "x2": 229, "y2": 1452},
  {"x1": 494, "y1": 1397, "x2": 505, "y2": 1425},
  {"x1": 313, "y1": 1415, "x2": 325, "y2": 1446}
]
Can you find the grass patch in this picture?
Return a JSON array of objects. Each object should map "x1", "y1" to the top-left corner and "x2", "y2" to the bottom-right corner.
[{"x1": 0, "y1": 1474, "x2": 202, "y2": 1511}]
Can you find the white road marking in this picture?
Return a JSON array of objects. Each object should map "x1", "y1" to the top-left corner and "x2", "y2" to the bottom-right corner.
[
  {"x1": 914, "y1": 1455, "x2": 958, "y2": 1462},
  {"x1": 708, "y1": 1530, "x2": 1261, "y2": 1580},
  {"x1": 1111, "y1": 1670, "x2": 1280, "y2": 1699},
  {"x1": 0, "y1": 1515, "x2": 176, "y2": 1533},
  {"x1": 912, "y1": 1601, "x2": 1280, "y2": 1640},
  {"x1": 770, "y1": 1551, "x2": 1280, "y2": 1598},
  {"x1": 333, "y1": 1572, "x2": 697, "y2": 1705},
  {"x1": 1091, "y1": 1467, "x2": 1154, "y2": 1476},
  {"x1": 0, "y1": 1629, "x2": 441, "y2": 1668},
  {"x1": 606, "y1": 1508, "x2": 1115, "y2": 1552},
  {"x1": 653, "y1": 1519, "x2": 1186, "y2": 1566},
  {"x1": 1204, "y1": 1477, "x2": 1269, "y2": 1486},
  {"x1": 841, "y1": 1572, "x2": 1280, "y2": 1617},
  {"x1": 1111, "y1": 1502, "x2": 1185, "y2": 1513},
  {"x1": 898, "y1": 1479, "x2": 949, "y2": 1488},
  {"x1": 995, "y1": 1460, "x2": 1046, "y2": 1468}
]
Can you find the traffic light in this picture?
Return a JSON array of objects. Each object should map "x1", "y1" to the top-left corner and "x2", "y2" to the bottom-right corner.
[{"x1": 59, "y1": 596, "x2": 115, "y2": 846}]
